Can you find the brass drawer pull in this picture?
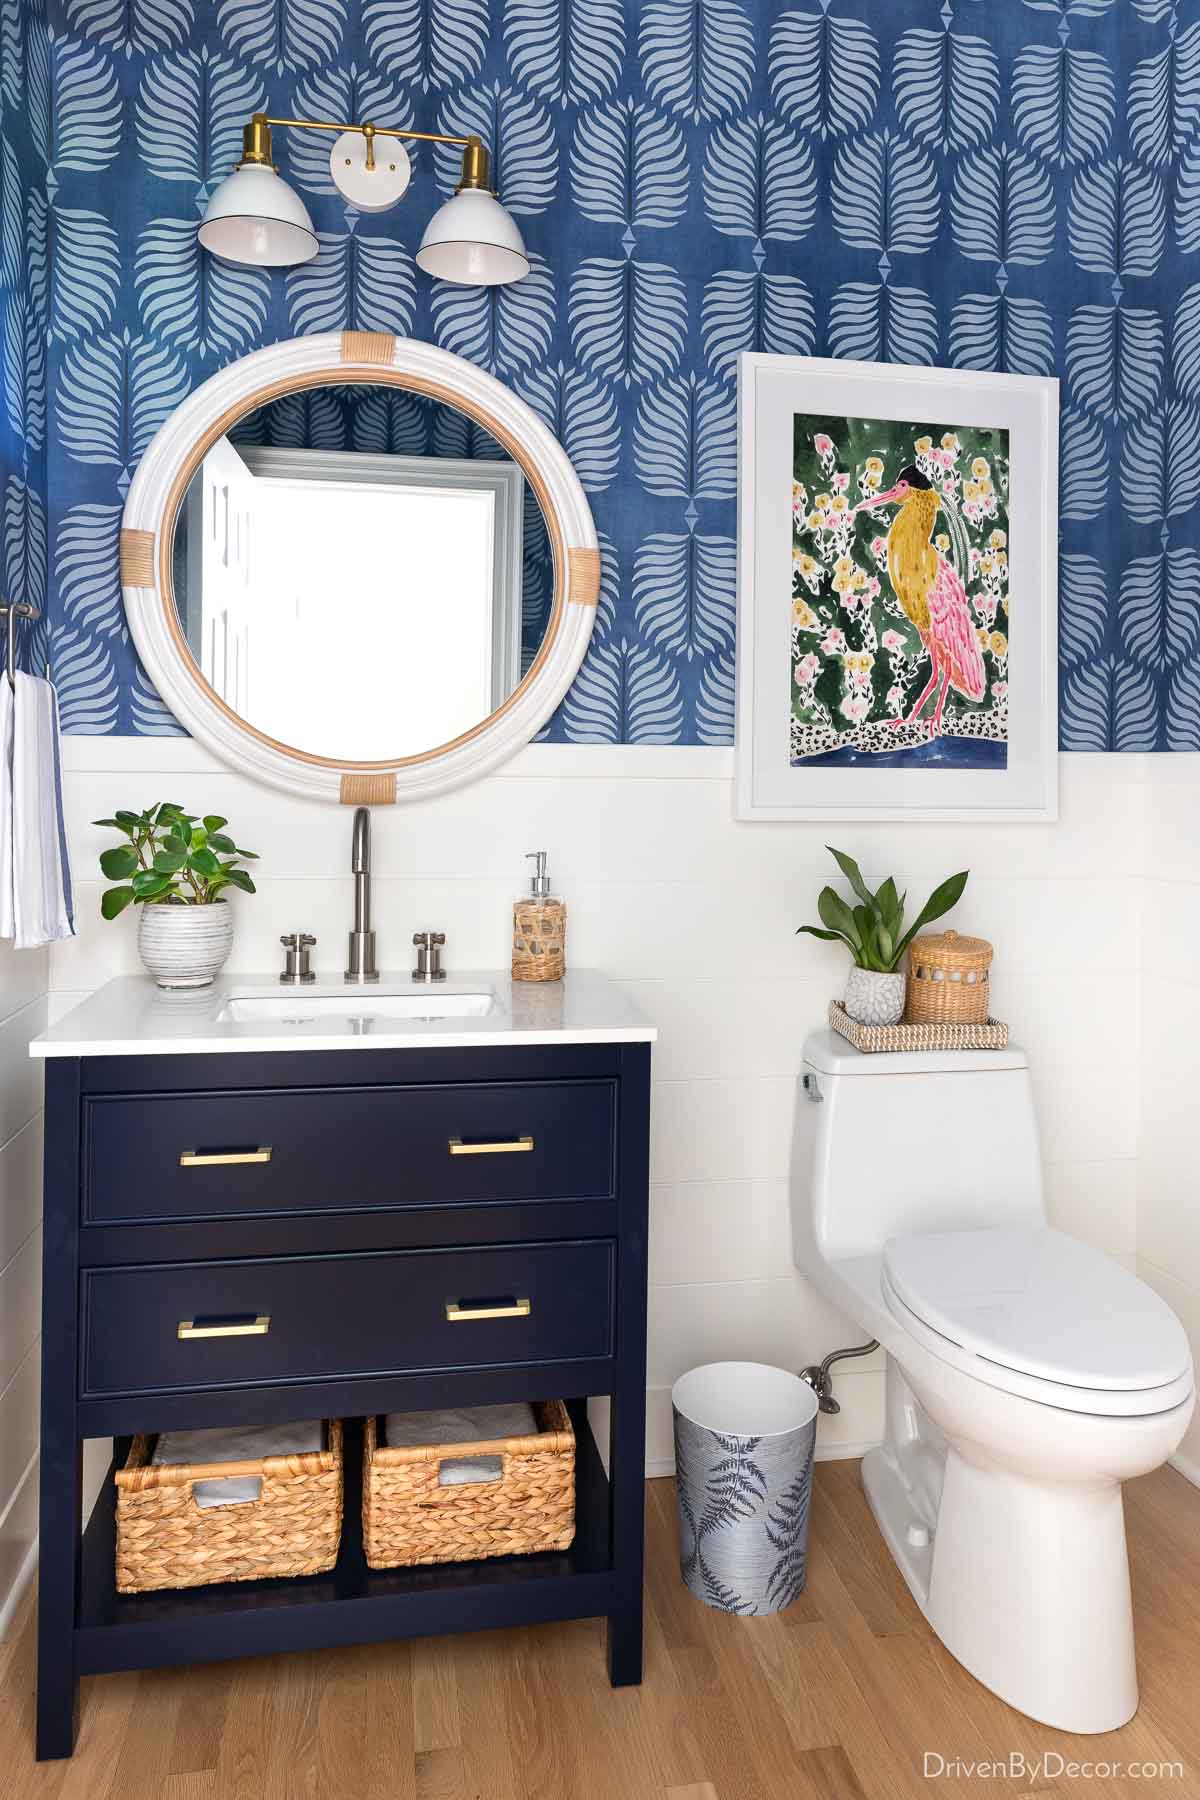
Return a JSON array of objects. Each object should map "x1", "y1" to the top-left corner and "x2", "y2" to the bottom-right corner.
[
  {"x1": 178, "y1": 1314, "x2": 271, "y2": 1339},
  {"x1": 447, "y1": 1136, "x2": 534, "y2": 1157},
  {"x1": 180, "y1": 1147, "x2": 272, "y2": 1167},
  {"x1": 445, "y1": 1296, "x2": 531, "y2": 1322}
]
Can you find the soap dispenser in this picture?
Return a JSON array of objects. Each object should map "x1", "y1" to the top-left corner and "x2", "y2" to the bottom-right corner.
[{"x1": 512, "y1": 850, "x2": 566, "y2": 982}]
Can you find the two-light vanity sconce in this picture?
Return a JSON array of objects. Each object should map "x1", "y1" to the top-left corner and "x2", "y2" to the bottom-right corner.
[{"x1": 198, "y1": 113, "x2": 528, "y2": 286}]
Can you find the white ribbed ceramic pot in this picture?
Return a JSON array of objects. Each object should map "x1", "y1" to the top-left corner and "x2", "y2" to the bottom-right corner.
[
  {"x1": 137, "y1": 902, "x2": 234, "y2": 989},
  {"x1": 843, "y1": 966, "x2": 906, "y2": 1026}
]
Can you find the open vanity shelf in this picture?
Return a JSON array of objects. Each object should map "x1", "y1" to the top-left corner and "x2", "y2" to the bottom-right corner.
[
  {"x1": 78, "y1": 1408, "x2": 613, "y2": 1677},
  {"x1": 33, "y1": 1021, "x2": 652, "y2": 1761}
]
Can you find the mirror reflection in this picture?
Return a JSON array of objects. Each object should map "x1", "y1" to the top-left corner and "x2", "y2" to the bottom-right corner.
[{"x1": 170, "y1": 383, "x2": 554, "y2": 762}]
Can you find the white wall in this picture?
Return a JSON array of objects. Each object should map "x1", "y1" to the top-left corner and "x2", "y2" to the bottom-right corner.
[
  {"x1": 1138, "y1": 754, "x2": 1200, "y2": 1486},
  {"x1": 0, "y1": 939, "x2": 46, "y2": 1634},
  {"x1": 52, "y1": 741, "x2": 1147, "y2": 1475}
]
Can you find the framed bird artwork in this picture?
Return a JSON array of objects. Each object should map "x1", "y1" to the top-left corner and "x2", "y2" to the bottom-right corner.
[{"x1": 734, "y1": 354, "x2": 1058, "y2": 823}]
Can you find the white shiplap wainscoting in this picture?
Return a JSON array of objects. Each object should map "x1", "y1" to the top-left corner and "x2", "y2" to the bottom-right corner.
[
  {"x1": 0, "y1": 940, "x2": 47, "y2": 1636},
  {"x1": 51, "y1": 741, "x2": 1154, "y2": 1483}
]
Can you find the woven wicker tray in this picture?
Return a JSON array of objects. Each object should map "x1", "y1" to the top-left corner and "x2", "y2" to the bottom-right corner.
[{"x1": 828, "y1": 1001, "x2": 1010, "y2": 1054}]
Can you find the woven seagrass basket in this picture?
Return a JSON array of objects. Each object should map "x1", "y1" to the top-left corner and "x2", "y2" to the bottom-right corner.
[
  {"x1": 363, "y1": 1400, "x2": 575, "y2": 1569},
  {"x1": 115, "y1": 1420, "x2": 343, "y2": 1594},
  {"x1": 905, "y1": 929, "x2": 993, "y2": 1026}
]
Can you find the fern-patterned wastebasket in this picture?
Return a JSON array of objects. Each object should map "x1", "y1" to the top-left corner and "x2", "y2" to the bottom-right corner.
[{"x1": 672, "y1": 1362, "x2": 819, "y2": 1616}]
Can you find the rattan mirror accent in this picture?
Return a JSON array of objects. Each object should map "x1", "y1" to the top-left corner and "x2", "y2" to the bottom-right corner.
[{"x1": 121, "y1": 332, "x2": 601, "y2": 804}]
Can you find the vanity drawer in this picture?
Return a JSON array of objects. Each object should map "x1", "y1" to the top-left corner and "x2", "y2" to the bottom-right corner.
[
  {"x1": 83, "y1": 1082, "x2": 616, "y2": 1223},
  {"x1": 80, "y1": 1240, "x2": 614, "y2": 1398}
]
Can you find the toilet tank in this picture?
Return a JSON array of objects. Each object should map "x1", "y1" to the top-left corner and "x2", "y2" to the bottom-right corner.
[{"x1": 793, "y1": 1029, "x2": 1045, "y2": 1265}]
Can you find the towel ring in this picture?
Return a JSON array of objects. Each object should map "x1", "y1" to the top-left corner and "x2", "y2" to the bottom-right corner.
[{"x1": 0, "y1": 599, "x2": 44, "y2": 691}]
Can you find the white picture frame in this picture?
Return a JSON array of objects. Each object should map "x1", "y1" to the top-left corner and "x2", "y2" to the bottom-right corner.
[{"x1": 734, "y1": 353, "x2": 1059, "y2": 823}]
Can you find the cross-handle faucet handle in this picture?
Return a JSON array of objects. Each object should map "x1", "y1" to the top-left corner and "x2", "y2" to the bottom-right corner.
[
  {"x1": 412, "y1": 930, "x2": 448, "y2": 982},
  {"x1": 279, "y1": 931, "x2": 317, "y2": 985}
]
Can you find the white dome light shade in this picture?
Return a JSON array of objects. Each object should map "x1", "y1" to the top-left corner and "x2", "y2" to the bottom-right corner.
[
  {"x1": 416, "y1": 189, "x2": 530, "y2": 286},
  {"x1": 199, "y1": 164, "x2": 318, "y2": 268}
]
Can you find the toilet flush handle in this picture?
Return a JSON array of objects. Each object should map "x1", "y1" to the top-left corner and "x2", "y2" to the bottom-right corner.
[
  {"x1": 799, "y1": 1339, "x2": 880, "y2": 1414},
  {"x1": 802, "y1": 1072, "x2": 823, "y2": 1103}
]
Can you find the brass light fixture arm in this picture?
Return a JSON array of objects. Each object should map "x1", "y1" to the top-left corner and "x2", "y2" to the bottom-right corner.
[{"x1": 240, "y1": 112, "x2": 491, "y2": 192}]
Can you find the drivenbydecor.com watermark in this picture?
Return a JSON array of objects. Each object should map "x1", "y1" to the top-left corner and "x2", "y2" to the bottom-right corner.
[{"x1": 924, "y1": 1752, "x2": 1185, "y2": 1783}]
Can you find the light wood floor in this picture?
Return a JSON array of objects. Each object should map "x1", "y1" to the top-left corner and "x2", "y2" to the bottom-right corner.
[{"x1": 2, "y1": 1461, "x2": 1199, "y2": 1799}]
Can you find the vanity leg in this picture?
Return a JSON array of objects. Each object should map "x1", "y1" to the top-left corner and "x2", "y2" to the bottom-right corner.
[
  {"x1": 607, "y1": 1043, "x2": 650, "y2": 1689},
  {"x1": 37, "y1": 1059, "x2": 82, "y2": 1760},
  {"x1": 35, "y1": 1431, "x2": 82, "y2": 1759},
  {"x1": 606, "y1": 1383, "x2": 646, "y2": 1687},
  {"x1": 607, "y1": 1604, "x2": 643, "y2": 1686}
]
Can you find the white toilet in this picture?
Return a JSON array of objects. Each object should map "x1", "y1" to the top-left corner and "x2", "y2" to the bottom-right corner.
[{"x1": 791, "y1": 1029, "x2": 1194, "y2": 1735}]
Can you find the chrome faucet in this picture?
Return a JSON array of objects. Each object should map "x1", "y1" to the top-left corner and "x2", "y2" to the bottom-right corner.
[{"x1": 345, "y1": 806, "x2": 380, "y2": 983}]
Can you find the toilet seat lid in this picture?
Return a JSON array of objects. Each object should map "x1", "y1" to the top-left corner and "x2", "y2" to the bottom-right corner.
[{"x1": 882, "y1": 1226, "x2": 1191, "y2": 1393}]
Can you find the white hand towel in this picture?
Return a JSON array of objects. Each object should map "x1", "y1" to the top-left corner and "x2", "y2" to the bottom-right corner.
[
  {"x1": 383, "y1": 1403, "x2": 538, "y2": 1449},
  {"x1": 384, "y1": 1403, "x2": 538, "y2": 1487},
  {"x1": 153, "y1": 1420, "x2": 323, "y2": 1510},
  {"x1": 8, "y1": 671, "x2": 75, "y2": 949}
]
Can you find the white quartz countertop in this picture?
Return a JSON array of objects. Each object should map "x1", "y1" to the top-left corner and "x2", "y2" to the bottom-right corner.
[{"x1": 29, "y1": 969, "x2": 656, "y2": 1059}]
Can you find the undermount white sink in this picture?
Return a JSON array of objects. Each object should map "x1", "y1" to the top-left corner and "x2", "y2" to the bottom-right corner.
[
  {"x1": 218, "y1": 987, "x2": 496, "y2": 1024},
  {"x1": 30, "y1": 970, "x2": 656, "y2": 1058}
]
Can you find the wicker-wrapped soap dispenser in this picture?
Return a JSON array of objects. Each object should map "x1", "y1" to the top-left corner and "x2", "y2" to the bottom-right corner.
[{"x1": 512, "y1": 850, "x2": 566, "y2": 982}]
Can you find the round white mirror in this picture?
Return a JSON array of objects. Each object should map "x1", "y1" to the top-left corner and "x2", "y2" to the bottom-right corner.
[
  {"x1": 121, "y1": 334, "x2": 600, "y2": 804},
  {"x1": 169, "y1": 390, "x2": 555, "y2": 763}
]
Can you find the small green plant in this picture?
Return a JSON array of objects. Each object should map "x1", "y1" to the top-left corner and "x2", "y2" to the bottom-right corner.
[
  {"x1": 797, "y1": 846, "x2": 968, "y2": 973},
  {"x1": 94, "y1": 802, "x2": 258, "y2": 920}
]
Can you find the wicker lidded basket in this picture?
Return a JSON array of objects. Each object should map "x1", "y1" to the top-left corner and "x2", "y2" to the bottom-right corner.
[
  {"x1": 363, "y1": 1399, "x2": 575, "y2": 1569},
  {"x1": 115, "y1": 1420, "x2": 343, "y2": 1594},
  {"x1": 905, "y1": 928, "x2": 993, "y2": 1026}
]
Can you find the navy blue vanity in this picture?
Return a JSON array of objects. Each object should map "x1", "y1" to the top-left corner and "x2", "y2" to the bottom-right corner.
[{"x1": 32, "y1": 975, "x2": 652, "y2": 1761}]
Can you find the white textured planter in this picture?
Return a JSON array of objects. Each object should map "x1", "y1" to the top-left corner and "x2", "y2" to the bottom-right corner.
[
  {"x1": 138, "y1": 902, "x2": 234, "y2": 989},
  {"x1": 844, "y1": 966, "x2": 906, "y2": 1026}
]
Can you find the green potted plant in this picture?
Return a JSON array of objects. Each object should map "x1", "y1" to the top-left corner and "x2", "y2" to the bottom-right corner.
[
  {"x1": 94, "y1": 803, "x2": 258, "y2": 989},
  {"x1": 798, "y1": 847, "x2": 968, "y2": 1026}
]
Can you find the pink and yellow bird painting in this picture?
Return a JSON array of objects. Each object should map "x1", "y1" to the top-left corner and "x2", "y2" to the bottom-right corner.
[
  {"x1": 790, "y1": 416, "x2": 1010, "y2": 771},
  {"x1": 854, "y1": 463, "x2": 986, "y2": 738}
]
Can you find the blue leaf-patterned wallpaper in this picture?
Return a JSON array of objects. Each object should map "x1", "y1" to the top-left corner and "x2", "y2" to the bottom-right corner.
[
  {"x1": 1, "y1": 0, "x2": 1198, "y2": 747},
  {"x1": 0, "y1": 2, "x2": 46, "y2": 686}
]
